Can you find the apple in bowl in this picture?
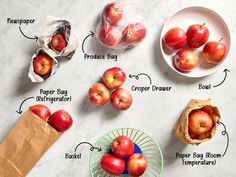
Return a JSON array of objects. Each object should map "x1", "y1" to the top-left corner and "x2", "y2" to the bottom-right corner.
[
  {"x1": 203, "y1": 39, "x2": 227, "y2": 64},
  {"x1": 186, "y1": 23, "x2": 209, "y2": 48},
  {"x1": 103, "y1": 67, "x2": 126, "y2": 89},
  {"x1": 100, "y1": 154, "x2": 125, "y2": 176},
  {"x1": 127, "y1": 153, "x2": 148, "y2": 177},
  {"x1": 163, "y1": 27, "x2": 187, "y2": 50},
  {"x1": 173, "y1": 49, "x2": 199, "y2": 73},
  {"x1": 111, "y1": 135, "x2": 134, "y2": 158}
]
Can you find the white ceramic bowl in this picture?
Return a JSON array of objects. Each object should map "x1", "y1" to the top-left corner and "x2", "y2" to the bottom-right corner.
[{"x1": 160, "y1": 6, "x2": 231, "y2": 78}]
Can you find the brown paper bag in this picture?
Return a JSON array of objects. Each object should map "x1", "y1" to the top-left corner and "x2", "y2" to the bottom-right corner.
[
  {"x1": 0, "y1": 110, "x2": 61, "y2": 177},
  {"x1": 173, "y1": 99, "x2": 221, "y2": 145}
]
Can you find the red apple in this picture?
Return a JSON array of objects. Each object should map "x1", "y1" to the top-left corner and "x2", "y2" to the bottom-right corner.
[
  {"x1": 110, "y1": 88, "x2": 133, "y2": 111},
  {"x1": 89, "y1": 83, "x2": 110, "y2": 105},
  {"x1": 122, "y1": 23, "x2": 146, "y2": 45},
  {"x1": 163, "y1": 27, "x2": 187, "y2": 50},
  {"x1": 203, "y1": 39, "x2": 227, "y2": 64},
  {"x1": 103, "y1": 67, "x2": 126, "y2": 89},
  {"x1": 127, "y1": 153, "x2": 148, "y2": 177},
  {"x1": 100, "y1": 154, "x2": 125, "y2": 176},
  {"x1": 33, "y1": 54, "x2": 53, "y2": 76},
  {"x1": 50, "y1": 33, "x2": 67, "y2": 52},
  {"x1": 99, "y1": 25, "x2": 121, "y2": 47},
  {"x1": 188, "y1": 110, "x2": 213, "y2": 135},
  {"x1": 48, "y1": 110, "x2": 73, "y2": 132},
  {"x1": 29, "y1": 104, "x2": 51, "y2": 121},
  {"x1": 186, "y1": 23, "x2": 209, "y2": 48},
  {"x1": 103, "y1": 2, "x2": 123, "y2": 25},
  {"x1": 111, "y1": 136, "x2": 134, "y2": 158},
  {"x1": 173, "y1": 49, "x2": 199, "y2": 72}
]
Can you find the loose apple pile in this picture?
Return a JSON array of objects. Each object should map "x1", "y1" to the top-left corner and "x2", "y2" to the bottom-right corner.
[
  {"x1": 97, "y1": 2, "x2": 146, "y2": 49},
  {"x1": 30, "y1": 104, "x2": 73, "y2": 132},
  {"x1": 163, "y1": 23, "x2": 227, "y2": 73},
  {"x1": 188, "y1": 108, "x2": 214, "y2": 139},
  {"x1": 100, "y1": 136, "x2": 148, "y2": 176},
  {"x1": 89, "y1": 67, "x2": 133, "y2": 111}
]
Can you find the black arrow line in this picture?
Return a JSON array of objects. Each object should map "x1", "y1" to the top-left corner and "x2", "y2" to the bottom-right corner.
[
  {"x1": 19, "y1": 26, "x2": 38, "y2": 41},
  {"x1": 217, "y1": 121, "x2": 229, "y2": 157},
  {"x1": 129, "y1": 73, "x2": 152, "y2": 85},
  {"x1": 82, "y1": 31, "x2": 94, "y2": 53},
  {"x1": 16, "y1": 96, "x2": 35, "y2": 114},
  {"x1": 213, "y1": 69, "x2": 230, "y2": 88},
  {"x1": 74, "y1": 142, "x2": 102, "y2": 153}
]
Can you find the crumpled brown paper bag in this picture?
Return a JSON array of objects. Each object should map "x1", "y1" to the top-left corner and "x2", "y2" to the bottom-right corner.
[
  {"x1": 0, "y1": 109, "x2": 61, "y2": 177},
  {"x1": 173, "y1": 99, "x2": 221, "y2": 145}
]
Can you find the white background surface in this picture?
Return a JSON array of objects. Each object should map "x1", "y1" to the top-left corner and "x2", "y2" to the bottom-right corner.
[{"x1": 0, "y1": 0, "x2": 236, "y2": 177}]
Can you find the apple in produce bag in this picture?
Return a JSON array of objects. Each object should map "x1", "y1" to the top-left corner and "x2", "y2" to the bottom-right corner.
[{"x1": 103, "y1": 2, "x2": 124, "y2": 25}]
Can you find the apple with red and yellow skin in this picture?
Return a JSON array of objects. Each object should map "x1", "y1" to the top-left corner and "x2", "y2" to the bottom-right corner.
[
  {"x1": 50, "y1": 33, "x2": 67, "y2": 52},
  {"x1": 188, "y1": 110, "x2": 213, "y2": 135},
  {"x1": 103, "y1": 67, "x2": 126, "y2": 89},
  {"x1": 163, "y1": 27, "x2": 187, "y2": 50},
  {"x1": 173, "y1": 49, "x2": 199, "y2": 72},
  {"x1": 29, "y1": 104, "x2": 51, "y2": 121},
  {"x1": 203, "y1": 39, "x2": 227, "y2": 64},
  {"x1": 89, "y1": 83, "x2": 110, "y2": 105},
  {"x1": 111, "y1": 136, "x2": 134, "y2": 158},
  {"x1": 99, "y1": 25, "x2": 121, "y2": 47},
  {"x1": 186, "y1": 23, "x2": 209, "y2": 48},
  {"x1": 127, "y1": 153, "x2": 148, "y2": 177},
  {"x1": 110, "y1": 88, "x2": 133, "y2": 111},
  {"x1": 103, "y1": 2, "x2": 123, "y2": 25},
  {"x1": 33, "y1": 54, "x2": 53, "y2": 76},
  {"x1": 100, "y1": 154, "x2": 125, "y2": 176},
  {"x1": 48, "y1": 110, "x2": 73, "y2": 132},
  {"x1": 122, "y1": 23, "x2": 146, "y2": 45}
]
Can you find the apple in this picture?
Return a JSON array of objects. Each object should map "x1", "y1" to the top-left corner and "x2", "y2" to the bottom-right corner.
[
  {"x1": 103, "y1": 2, "x2": 123, "y2": 25},
  {"x1": 50, "y1": 33, "x2": 67, "y2": 52},
  {"x1": 99, "y1": 25, "x2": 121, "y2": 47},
  {"x1": 89, "y1": 83, "x2": 110, "y2": 105},
  {"x1": 48, "y1": 110, "x2": 73, "y2": 132},
  {"x1": 33, "y1": 54, "x2": 53, "y2": 76},
  {"x1": 29, "y1": 104, "x2": 51, "y2": 121},
  {"x1": 186, "y1": 23, "x2": 209, "y2": 48},
  {"x1": 100, "y1": 154, "x2": 125, "y2": 176},
  {"x1": 163, "y1": 27, "x2": 187, "y2": 50},
  {"x1": 188, "y1": 110, "x2": 213, "y2": 135},
  {"x1": 111, "y1": 136, "x2": 134, "y2": 158},
  {"x1": 127, "y1": 153, "x2": 148, "y2": 177},
  {"x1": 122, "y1": 23, "x2": 146, "y2": 45},
  {"x1": 103, "y1": 67, "x2": 126, "y2": 89},
  {"x1": 203, "y1": 39, "x2": 227, "y2": 64},
  {"x1": 110, "y1": 88, "x2": 133, "y2": 111},
  {"x1": 173, "y1": 49, "x2": 199, "y2": 72}
]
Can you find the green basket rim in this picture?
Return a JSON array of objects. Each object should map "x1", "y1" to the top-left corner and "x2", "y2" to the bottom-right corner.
[{"x1": 89, "y1": 127, "x2": 164, "y2": 177}]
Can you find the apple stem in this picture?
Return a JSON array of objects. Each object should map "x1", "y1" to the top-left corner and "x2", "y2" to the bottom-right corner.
[
  {"x1": 201, "y1": 23, "x2": 206, "y2": 29},
  {"x1": 219, "y1": 38, "x2": 223, "y2": 43}
]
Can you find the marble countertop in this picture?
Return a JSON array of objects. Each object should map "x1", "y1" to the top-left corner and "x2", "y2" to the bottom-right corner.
[{"x1": 0, "y1": 0, "x2": 236, "y2": 176}]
